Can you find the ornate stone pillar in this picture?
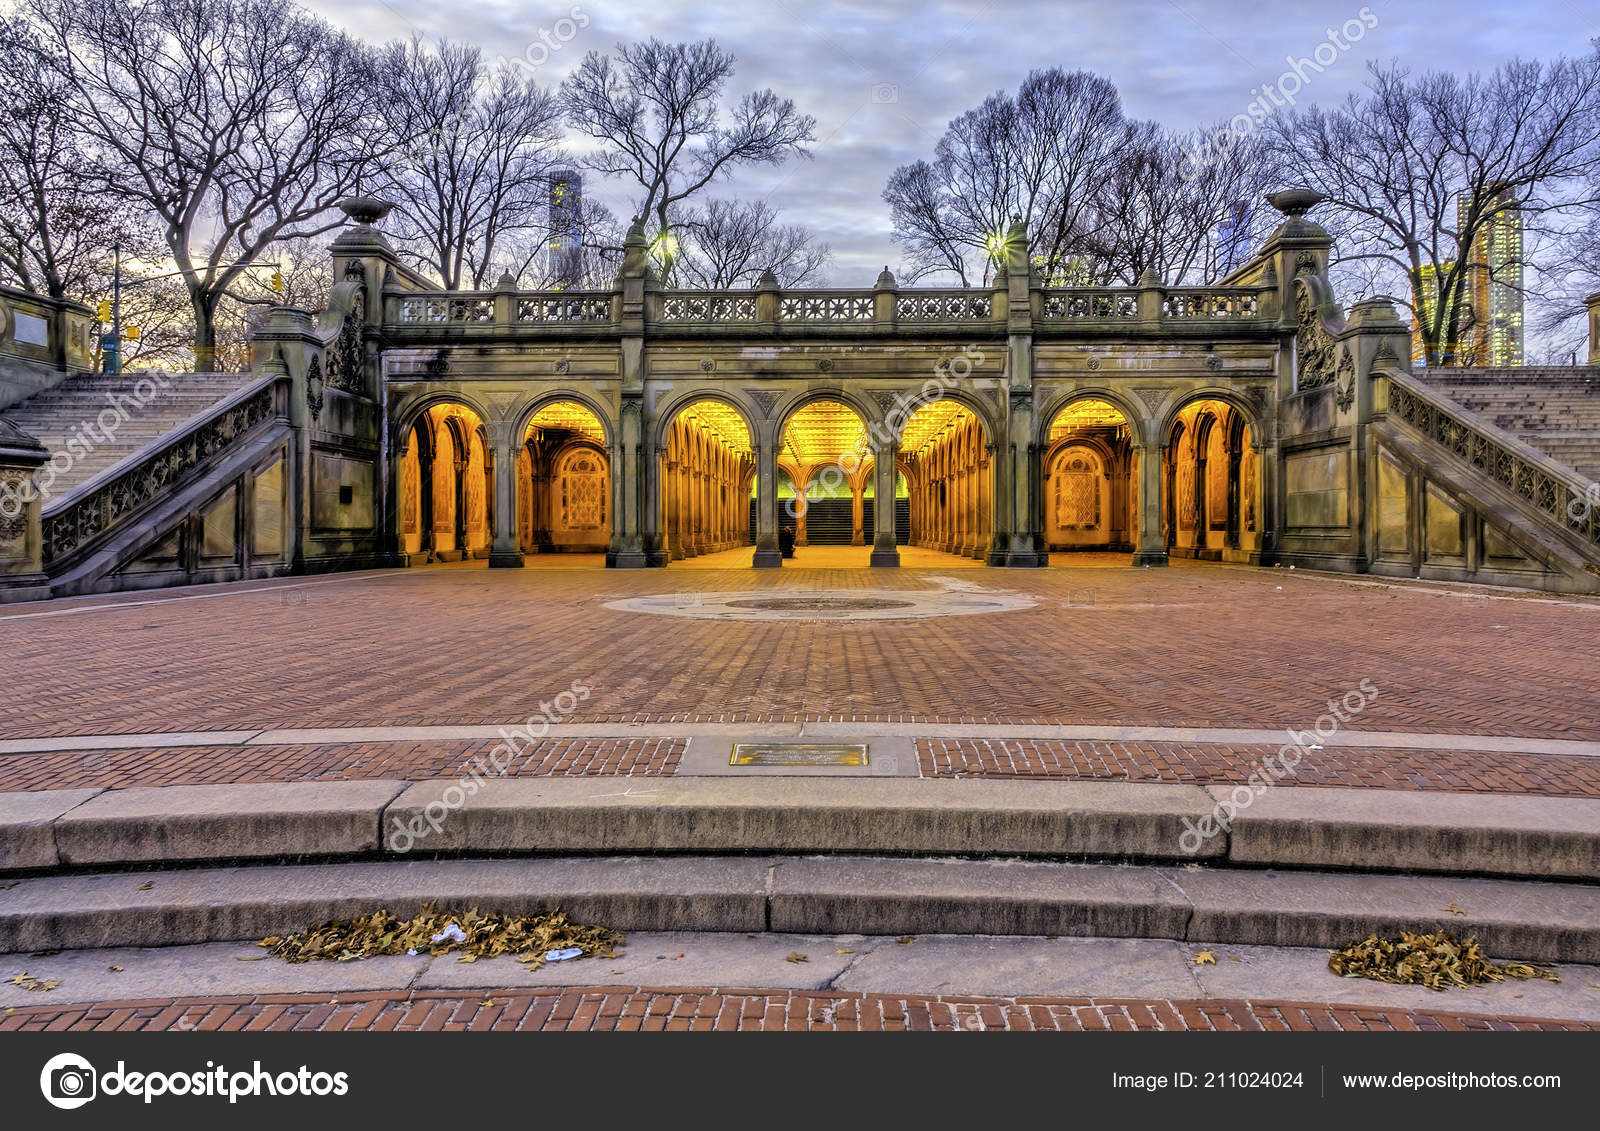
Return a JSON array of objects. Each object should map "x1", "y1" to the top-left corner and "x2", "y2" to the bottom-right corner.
[
  {"x1": 851, "y1": 484, "x2": 865, "y2": 546},
  {"x1": 667, "y1": 459, "x2": 685, "y2": 560},
  {"x1": 753, "y1": 435, "x2": 781, "y2": 567},
  {"x1": 488, "y1": 433, "x2": 524, "y2": 568},
  {"x1": 870, "y1": 440, "x2": 900, "y2": 567},
  {"x1": 1133, "y1": 438, "x2": 1169, "y2": 566}
]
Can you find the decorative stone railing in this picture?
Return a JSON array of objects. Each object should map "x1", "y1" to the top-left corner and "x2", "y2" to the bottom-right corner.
[
  {"x1": 383, "y1": 282, "x2": 1274, "y2": 331},
  {"x1": 517, "y1": 293, "x2": 613, "y2": 323},
  {"x1": 1161, "y1": 289, "x2": 1263, "y2": 318},
  {"x1": 657, "y1": 292, "x2": 759, "y2": 322},
  {"x1": 778, "y1": 292, "x2": 876, "y2": 322},
  {"x1": 1377, "y1": 368, "x2": 1600, "y2": 553},
  {"x1": 1040, "y1": 289, "x2": 1139, "y2": 319},
  {"x1": 41, "y1": 375, "x2": 288, "y2": 565},
  {"x1": 894, "y1": 291, "x2": 995, "y2": 321}
]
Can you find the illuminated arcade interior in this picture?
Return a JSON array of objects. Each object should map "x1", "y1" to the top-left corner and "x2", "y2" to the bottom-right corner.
[
  {"x1": 395, "y1": 392, "x2": 1260, "y2": 566},
  {"x1": 1044, "y1": 397, "x2": 1134, "y2": 552}
]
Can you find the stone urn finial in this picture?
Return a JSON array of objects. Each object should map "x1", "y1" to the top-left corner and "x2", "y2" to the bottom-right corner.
[
  {"x1": 1266, "y1": 188, "x2": 1327, "y2": 219},
  {"x1": 756, "y1": 268, "x2": 779, "y2": 290},
  {"x1": 874, "y1": 265, "x2": 897, "y2": 290},
  {"x1": 337, "y1": 196, "x2": 394, "y2": 226}
]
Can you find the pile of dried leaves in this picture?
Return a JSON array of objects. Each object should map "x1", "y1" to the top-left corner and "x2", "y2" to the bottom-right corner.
[
  {"x1": 1329, "y1": 931, "x2": 1560, "y2": 991},
  {"x1": 260, "y1": 904, "x2": 624, "y2": 968}
]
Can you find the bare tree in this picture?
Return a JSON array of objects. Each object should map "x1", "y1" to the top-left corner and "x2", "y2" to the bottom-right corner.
[
  {"x1": 28, "y1": 0, "x2": 392, "y2": 370},
  {"x1": 884, "y1": 69, "x2": 1270, "y2": 288},
  {"x1": 560, "y1": 37, "x2": 816, "y2": 278},
  {"x1": 1267, "y1": 51, "x2": 1600, "y2": 366},
  {"x1": 1088, "y1": 124, "x2": 1276, "y2": 285},
  {"x1": 378, "y1": 37, "x2": 566, "y2": 290},
  {"x1": 672, "y1": 198, "x2": 830, "y2": 288},
  {"x1": 884, "y1": 69, "x2": 1131, "y2": 285},
  {"x1": 0, "y1": 15, "x2": 161, "y2": 316}
]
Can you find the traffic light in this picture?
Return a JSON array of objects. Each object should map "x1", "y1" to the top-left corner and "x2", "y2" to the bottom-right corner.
[
  {"x1": 96, "y1": 299, "x2": 111, "y2": 322},
  {"x1": 270, "y1": 270, "x2": 283, "y2": 294}
]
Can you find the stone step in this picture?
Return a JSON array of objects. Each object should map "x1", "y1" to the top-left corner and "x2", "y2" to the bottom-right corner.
[
  {"x1": 1, "y1": 855, "x2": 1596, "y2": 962},
  {"x1": 7, "y1": 778, "x2": 1600, "y2": 882}
]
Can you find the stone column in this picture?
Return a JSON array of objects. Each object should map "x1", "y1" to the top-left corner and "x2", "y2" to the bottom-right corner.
[
  {"x1": 753, "y1": 435, "x2": 781, "y2": 567},
  {"x1": 870, "y1": 440, "x2": 900, "y2": 566},
  {"x1": 1132, "y1": 438, "x2": 1168, "y2": 566},
  {"x1": 488, "y1": 432, "x2": 524, "y2": 568},
  {"x1": 1587, "y1": 291, "x2": 1600, "y2": 367},
  {"x1": 851, "y1": 484, "x2": 865, "y2": 546},
  {"x1": 667, "y1": 460, "x2": 685, "y2": 560},
  {"x1": 794, "y1": 471, "x2": 808, "y2": 547},
  {"x1": 0, "y1": 420, "x2": 50, "y2": 602}
]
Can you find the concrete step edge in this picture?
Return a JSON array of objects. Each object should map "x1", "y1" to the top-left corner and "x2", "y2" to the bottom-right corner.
[
  {"x1": 0, "y1": 856, "x2": 1594, "y2": 962},
  {"x1": 4, "y1": 779, "x2": 1599, "y2": 883}
]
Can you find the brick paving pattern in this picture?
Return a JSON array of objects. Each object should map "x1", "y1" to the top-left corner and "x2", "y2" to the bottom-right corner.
[
  {"x1": 3, "y1": 565, "x2": 1596, "y2": 742},
  {"x1": 0, "y1": 737, "x2": 682, "y2": 793},
  {"x1": 3, "y1": 988, "x2": 1594, "y2": 1031},
  {"x1": 918, "y1": 739, "x2": 1600, "y2": 797},
  {"x1": 1, "y1": 735, "x2": 1596, "y2": 798}
]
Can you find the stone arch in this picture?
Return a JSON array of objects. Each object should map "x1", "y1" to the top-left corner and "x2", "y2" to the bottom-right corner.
[
  {"x1": 1158, "y1": 387, "x2": 1262, "y2": 450},
  {"x1": 394, "y1": 389, "x2": 496, "y2": 452},
  {"x1": 510, "y1": 389, "x2": 616, "y2": 450},
  {"x1": 1039, "y1": 394, "x2": 1136, "y2": 555},
  {"x1": 1037, "y1": 387, "x2": 1148, "y2": 447},
  {"x1": 1162, "y1": 393, "x2": 1261, "y2": 560},
  {"x1": 773, "y1": 386, "x2": 881, "y2": 444},
  {"x1": 520, "y1": 399, "x2": 613, "y2": 557},
  {"x1": 655, "y1": 394, "x2": 755, "y2": 562},
  {"x1": 396, "y1": 399, "x2": 489, "y2": 563},
  {"x1": 900, "y1": 400, "x2": 992, "y2": 559},
  {"x1": 652, "y1": 388, "x2": 758, "y2": 453}
]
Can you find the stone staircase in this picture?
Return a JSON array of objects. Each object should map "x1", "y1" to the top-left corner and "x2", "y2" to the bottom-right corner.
[
  {"x1": 1416, "y1": 367, "x2": 1600, "y2": 483},
  {"x1": 0, "y1": 370, "x2": 259, "y2": 503}
]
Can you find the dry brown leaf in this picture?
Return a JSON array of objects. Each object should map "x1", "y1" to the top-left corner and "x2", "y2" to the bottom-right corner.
[
  {"x1": 1329, "y1": 931, "x2": 1560, "y2": 991},
  {"x1": 1194, "y1": 950, "x2": 1217, "y2": 966},
  {"x1": 257, "y1": 903, "x2": 624, "y2": 972},
  {"x1": 786, "y1": 952, "x2": 809, "y2": 964}
]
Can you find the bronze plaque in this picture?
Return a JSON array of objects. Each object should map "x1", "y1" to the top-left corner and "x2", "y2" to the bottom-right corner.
[{"x1": 730, "y1": 743, "x2": 869, "y2": 767}]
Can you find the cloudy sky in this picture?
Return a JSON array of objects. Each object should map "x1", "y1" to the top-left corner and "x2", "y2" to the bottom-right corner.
[{"x1": 309, "y1": 0, "x2": 1600, "y2": 284}]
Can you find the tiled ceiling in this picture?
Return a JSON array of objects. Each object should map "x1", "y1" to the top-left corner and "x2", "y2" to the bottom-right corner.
[
  {"x1": 781, "y1": 400, "x2": 868, "y2": 467},
  {"x1": 677, "y1": 400, "x2": 752, "y2": 452},
  {"x1": 1048, "y1": 398, "x2": 1129, "y2": 440},
  {"x1": 525, "y1": 400, "x2": 605, "y2": 443}
]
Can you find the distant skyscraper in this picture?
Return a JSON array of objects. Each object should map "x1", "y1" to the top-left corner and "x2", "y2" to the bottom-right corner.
[
  {"x1": 1216, "y1": 200, "x2": 1252, "y2": 276},
  {"x1": 1462, "y1": 188, "x2": 1523, "y2": 367},
  {"x1": 1408, "y1": 189, "x2": 1524, "y2": 367},
  {"x1": 547, "y1": 169, "x2": 583, "y2": 289}
]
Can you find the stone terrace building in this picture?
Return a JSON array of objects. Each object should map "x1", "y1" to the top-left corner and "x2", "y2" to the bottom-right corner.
[{"x1": 2, "y1": 191, "x2": 1599, "y2": 599}]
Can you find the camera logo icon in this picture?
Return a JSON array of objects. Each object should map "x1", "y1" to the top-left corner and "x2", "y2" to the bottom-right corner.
[
  {"x1": 41, "y1": 1052, "x2": 98, "y2": 1109},
  {"x1": 870, "y1": 82, "x2": 898, "y2": 104}
]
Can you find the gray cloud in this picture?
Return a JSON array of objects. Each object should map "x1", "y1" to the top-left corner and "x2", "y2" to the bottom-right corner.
[{"x1": 309, "y1": 0, "x2": 1600, "y2": 283}]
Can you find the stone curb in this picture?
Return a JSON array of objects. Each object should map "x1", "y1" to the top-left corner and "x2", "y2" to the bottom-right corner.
[
  {"x1": 1, "y1": 857, "x2": 1596, "y2": 962},
  {"x1": 5, "y1": 778, "x2": 1600, "y2": 881}
]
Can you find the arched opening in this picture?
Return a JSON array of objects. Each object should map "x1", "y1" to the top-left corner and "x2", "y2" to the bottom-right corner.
[
  {"x1": 659, "y1": 398, "x2": 754, "y2": 564},
  {"x1": 522, "y1": 400, "x2": 610, "y2": 560},
  {"x1": 400, "y1": 402, "x2": 490, "y2": 563},
  {"x1": 901, "y1": 400, "x2": 988, "y2": 560},
  {"x1": 1043, "y1": 398, "x2": 1134, "y2": 560},
  {"x1": 776, "y1": 398, "x2": 873, "y2": 565},
  {"x1": 1165, "y1": 398, "x2": 1259, "y2": 561}
]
